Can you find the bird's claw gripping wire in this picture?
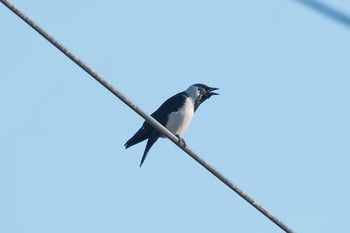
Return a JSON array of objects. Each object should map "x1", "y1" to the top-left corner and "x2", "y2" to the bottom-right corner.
[{"x1": 175, "y1": 134, "x2": 186, "y2": 148}]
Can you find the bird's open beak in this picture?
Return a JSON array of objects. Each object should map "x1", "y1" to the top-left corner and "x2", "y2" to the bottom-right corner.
[{"x1": 209, "y1": 87, "x2": 219, "y2": 96}]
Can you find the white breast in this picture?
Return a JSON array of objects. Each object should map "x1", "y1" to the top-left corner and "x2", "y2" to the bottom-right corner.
[{"x1": 165, "y1": 97, "x2": 195, "y2": 136}]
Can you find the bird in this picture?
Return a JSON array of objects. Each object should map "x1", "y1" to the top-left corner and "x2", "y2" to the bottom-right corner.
[{"x1": 124, "y1": 83, "x2": 219, "y2": 167}]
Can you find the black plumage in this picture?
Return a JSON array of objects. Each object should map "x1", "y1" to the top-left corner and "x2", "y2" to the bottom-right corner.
[
  {"x1": 124, "y1": 92, "x2": 188, "y2": 167},
  {"x1": 124, "y1": 83, "x2": 218, "y2": 167}
]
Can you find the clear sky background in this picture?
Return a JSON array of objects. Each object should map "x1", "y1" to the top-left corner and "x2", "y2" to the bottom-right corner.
[{"x1": 1, "y1": 1, "x2": 349, "y2": 232}]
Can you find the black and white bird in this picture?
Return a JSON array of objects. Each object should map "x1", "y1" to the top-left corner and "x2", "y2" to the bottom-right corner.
[{"x1": 124, "y1": 83, "x2": 219, "y2": 167}]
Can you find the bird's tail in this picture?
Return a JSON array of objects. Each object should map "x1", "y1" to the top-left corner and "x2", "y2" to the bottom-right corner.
[{"x1": 140, "y1": 133, "x2": 159, "y2": 167}]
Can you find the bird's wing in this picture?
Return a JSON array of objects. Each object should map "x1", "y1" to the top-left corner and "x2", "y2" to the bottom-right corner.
[
  {"x1": 124, "y1": 123, "x2": 153, "y2": 149},
  {"x1": 124, "y1": 92, "x2": 187, "y2": 148},
  {"x1": 150, "y1": 92, "x2": 188, "y2": 125}
]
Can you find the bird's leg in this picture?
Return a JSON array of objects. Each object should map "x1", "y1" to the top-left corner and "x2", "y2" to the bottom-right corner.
[{"x1": 175, "y1": 134, "x2": 186, "y2": 148}]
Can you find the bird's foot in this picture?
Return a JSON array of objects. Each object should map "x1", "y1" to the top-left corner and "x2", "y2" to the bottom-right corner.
[{"x1": 175, "y1": 134, "x2": 186, "y2": 148}]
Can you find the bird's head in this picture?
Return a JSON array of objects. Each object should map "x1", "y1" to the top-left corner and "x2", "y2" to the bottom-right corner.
[{"x1": 185, "y1": 83, "x2": 219, "y2": 111}]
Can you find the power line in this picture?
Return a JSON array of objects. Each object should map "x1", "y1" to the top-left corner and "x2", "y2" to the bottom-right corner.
[
  {"x1": 293, "y1": 0, "x2": 350, "y2": 28},
  {"x1": 0, "y1": 1, "x2": 294, "y2": 232}
]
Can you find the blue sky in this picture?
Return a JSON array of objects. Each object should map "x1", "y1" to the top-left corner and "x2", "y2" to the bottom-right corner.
[{"x1": 1, "y1": 1, "x2": 350, "y2": 232}]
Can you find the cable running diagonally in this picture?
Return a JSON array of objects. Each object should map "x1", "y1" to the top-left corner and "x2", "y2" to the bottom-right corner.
[
  {"x1": 293, "y1": 0, "x2": 350, "y2": 28},
  {"x1": 0, "y1": 1, "x2": 294, "y2": 232}
]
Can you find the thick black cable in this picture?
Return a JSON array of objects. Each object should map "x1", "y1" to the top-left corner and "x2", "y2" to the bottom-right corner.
[{"x1": 0, "y1": 1, "x2": 294, "y2": 232}]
